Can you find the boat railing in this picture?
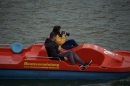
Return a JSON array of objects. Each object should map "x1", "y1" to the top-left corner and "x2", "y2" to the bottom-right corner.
[
  {"x1": 0, "y1": 41, "x2": 45, "y2": 47},
  {"x1": 35, "y1": 41, "x2": 45, "y2": 44},
  {"x1": 25, "y1": 56, "x2": 61, "y2": 61},
  {"x1": 0, "y1": 60, "x2": 12, "y2": 64},
  {"x1": 0, "y1": 44, "x2": 11, "y2": 47}
]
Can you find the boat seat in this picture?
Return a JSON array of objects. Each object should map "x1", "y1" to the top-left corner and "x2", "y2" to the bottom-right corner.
[
  {"x1": 25, "y1": 44, "x2": 43, "y2": 57},
  {"x1": 38, "y1": 46, "x2": 48, "y2": 57},
  {"x1": 25, "y1": 45, "x2": 62, "y2": 61}
]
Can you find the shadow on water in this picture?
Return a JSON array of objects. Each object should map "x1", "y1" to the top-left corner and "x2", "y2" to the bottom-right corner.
[
  {"x1": 111, "y1": 80, "x2": 130, "y2": 86},
  {"x1": 0, "y1": 79, "x2": 111, "y2": 86},
  {"x1": 0, "y1": 77, "x2": 130, "y2": 86}
]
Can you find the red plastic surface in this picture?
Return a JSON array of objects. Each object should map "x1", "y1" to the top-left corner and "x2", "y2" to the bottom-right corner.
[{"x1": 0, "y1": 43, "x2": 130, "y2": 72}]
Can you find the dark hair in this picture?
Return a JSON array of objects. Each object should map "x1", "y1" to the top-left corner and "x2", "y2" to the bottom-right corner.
[
  {"x1": 50, "y1": 32, "x2": 57, "y2": 39},
  {"x1": 52, "y1": 26, "x2": 62, "y2": 37}
]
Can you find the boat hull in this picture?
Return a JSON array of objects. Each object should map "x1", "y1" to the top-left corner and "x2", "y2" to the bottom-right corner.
[
  {"x1": 0, "y1": 43, "x2": 130, "y2": 80},
  {"x1": 0, "y1": 69, "x2": 130, "y2": 80}
]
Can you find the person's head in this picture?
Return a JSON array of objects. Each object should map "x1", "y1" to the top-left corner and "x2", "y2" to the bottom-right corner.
[
  {"x1": 52, "y1": 26, "x2": 61, "y2": 34},
  {"x1": 49, "y1": 32, "x2": 57, "y2": 41}
]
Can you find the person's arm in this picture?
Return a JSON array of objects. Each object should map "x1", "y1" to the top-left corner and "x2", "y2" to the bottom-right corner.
[
  {"x1": 55, "y1": 35, "x2": 66, "y2": 46},
  {"x1": 48, "y1": 45, "x2": 64, "y2": 60}
]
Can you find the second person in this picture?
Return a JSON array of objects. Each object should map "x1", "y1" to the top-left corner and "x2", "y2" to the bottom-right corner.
[{"x1": 52, "y1": 26, "x2": 78, "y2": 50}]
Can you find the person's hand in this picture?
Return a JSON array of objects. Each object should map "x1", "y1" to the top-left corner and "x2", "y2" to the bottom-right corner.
[
  {"x1": 58, "y1": 47, "x2": 62, "y2": 50},
  {"x1": 64, "y1": 57, "x2": 68, "y2": 60},
  {"x1": 60, "y1": 48, "x2": 65, "y2": 51},
  {"x1": 62, "y1": 32, "x2": 66, "y2": 36}
]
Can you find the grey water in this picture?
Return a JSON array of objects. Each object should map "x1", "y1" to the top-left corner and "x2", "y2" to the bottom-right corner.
[{"x1": 0, "y1": 0, "x2": 130, "y2": 86}]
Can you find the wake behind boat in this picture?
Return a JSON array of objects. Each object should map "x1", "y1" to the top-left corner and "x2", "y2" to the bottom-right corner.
[{"x1": 0, "y1": 42, "x2": 130, "y2": 80}]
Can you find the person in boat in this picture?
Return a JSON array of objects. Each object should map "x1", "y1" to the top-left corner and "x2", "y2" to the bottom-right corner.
[
  {"x1": 45, "y1": 32, "x2": 92, "y2": 68},
  {"x1": 52, "y1": 26, "x2": 78, "y2": 50}
]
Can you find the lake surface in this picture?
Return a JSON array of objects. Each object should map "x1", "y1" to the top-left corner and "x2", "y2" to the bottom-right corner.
[{"x1": 0, "y1": 0, "x2": 130, "y2": 85}]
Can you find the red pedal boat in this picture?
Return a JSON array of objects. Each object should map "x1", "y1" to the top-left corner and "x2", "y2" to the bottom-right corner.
[{"x1": 0, "y1": 42, "x2": 130, "y2": 80}]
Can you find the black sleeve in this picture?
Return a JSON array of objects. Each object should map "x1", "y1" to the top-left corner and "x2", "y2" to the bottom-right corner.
[
  {"x1": 48, "y1": 45, "x2": 64, "y2": 60},
  {"x1": 45, "y1": 38, "x2": 50, "y2": 44}
]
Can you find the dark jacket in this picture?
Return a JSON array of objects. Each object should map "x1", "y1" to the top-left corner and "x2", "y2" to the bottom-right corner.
[{"x1": 45, "y1": 38, "x2": 64, "y2": 60}]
